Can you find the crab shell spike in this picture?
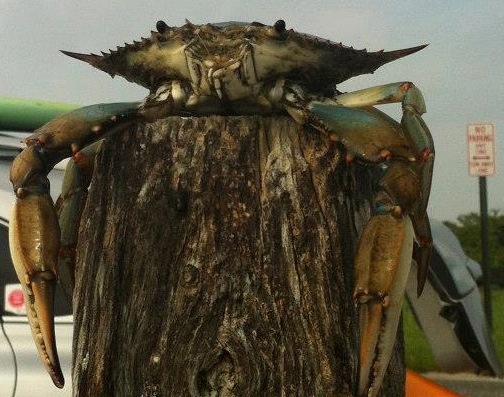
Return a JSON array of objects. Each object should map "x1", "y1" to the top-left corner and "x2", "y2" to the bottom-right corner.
[
  {"x1": 61, "y1": 50, "x2": 101, "y2": 65},
  {"x1": 359, "y1": 44, "x2": 428, "y2": 75}
]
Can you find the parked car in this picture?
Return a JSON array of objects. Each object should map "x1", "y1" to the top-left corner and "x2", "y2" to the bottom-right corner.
[
  {"x1": 406, "y1": 219, "x2": 503, "y2": 377},
  {"x1": 0, "y1": 132, "x2": 72, "y2": 397}
]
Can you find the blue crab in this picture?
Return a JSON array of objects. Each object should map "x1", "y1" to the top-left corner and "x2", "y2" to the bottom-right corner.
[{"x1": 9, "y1": 20, "x2": 433, "y2": 396}]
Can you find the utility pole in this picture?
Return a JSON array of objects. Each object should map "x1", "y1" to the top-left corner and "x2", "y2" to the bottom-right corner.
[{"x1": 479, "y1": 176, "x2": 492, "y2": 326}]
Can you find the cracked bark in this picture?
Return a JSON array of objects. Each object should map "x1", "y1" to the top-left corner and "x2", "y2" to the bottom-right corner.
[{"x1": 72, "y1": 116, "x2": 405, "y2": 397}]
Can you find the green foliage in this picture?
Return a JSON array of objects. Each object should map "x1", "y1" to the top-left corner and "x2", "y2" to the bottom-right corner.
[
  {"x1": 492, "y1": 288, "x2": 504, "y2": 364},
  {"x1": 443, "y1": 209, "x2": 504, "y2": 270}
]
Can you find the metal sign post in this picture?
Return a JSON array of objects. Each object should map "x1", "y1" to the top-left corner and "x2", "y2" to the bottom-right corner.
[{"x1": 467, "y1": 123, "x2": 495, "y2": 328}]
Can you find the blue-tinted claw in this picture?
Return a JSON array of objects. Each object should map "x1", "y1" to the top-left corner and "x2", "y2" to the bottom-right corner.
[
  {"x1": 9, "y1": 193, "x2": 65, "y2": 388},
  {"x1": 304, "y1": 82, "x2": 434, "y2": 397},
  {"x1": 308, "y1": 101, "x2": 416, "y2": 162},
  {"x1": 25, "y1": 101, "x2": 142, "y2": 151},
  {"x1": 9, "y1": 101, "x2": 142, "y2": 388}
]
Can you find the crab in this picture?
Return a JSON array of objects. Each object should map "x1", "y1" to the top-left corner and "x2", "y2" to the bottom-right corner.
[{"x1": 9, "y1": 20, "x2": 433, "y2": 396}]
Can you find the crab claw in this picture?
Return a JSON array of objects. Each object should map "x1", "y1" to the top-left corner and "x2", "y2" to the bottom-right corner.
[
  {"x1": 9, "y1": 193, "x2": 64, "y2": 388},
  {"x1": 7, "y1": 101, "x2": 149, "y2": 388},
  {"x1": 354, "y1": 215, "x2": 414, "y2": 397}
]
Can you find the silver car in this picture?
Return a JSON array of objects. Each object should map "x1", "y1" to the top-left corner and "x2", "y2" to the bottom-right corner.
[{"x1": 0, "y1": 132, "x2": 72, "y2": 397}]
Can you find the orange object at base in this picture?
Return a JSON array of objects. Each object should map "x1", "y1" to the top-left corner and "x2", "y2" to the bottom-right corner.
[{"x1": 406, "y1": 370, "x2": 465, "y2": 397}]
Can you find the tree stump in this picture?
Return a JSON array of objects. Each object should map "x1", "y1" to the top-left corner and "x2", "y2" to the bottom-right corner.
[{"x1": 72, "y1": 116, "x2": 405, "y2": 396}]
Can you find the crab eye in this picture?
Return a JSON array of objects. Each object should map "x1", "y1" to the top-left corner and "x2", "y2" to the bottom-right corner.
[
  {"x1": 274, "y1": 19, "x2": 286, "y2": 33},
  {"x1": 156, "y1": 20, "x2": 169, "y2": 33}
]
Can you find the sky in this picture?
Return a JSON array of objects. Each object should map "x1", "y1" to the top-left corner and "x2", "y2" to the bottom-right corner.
[{"x1": 1, "y1": 0, "x2": 503, "y2": 222}]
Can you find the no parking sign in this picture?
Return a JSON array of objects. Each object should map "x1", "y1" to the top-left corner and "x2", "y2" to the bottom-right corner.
[{"x1": 467, "y1": 123, "x2": 496, "y2": 177}]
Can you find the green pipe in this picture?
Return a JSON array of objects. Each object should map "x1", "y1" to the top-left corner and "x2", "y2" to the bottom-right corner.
[{"x1": 0, "y1": 97, "x2": 80, "y2": 132}]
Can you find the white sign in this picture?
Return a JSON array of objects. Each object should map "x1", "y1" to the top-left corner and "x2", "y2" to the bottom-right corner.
[
  {"x1": 467, "y1": 123, "x2": 496, "y2": 177},
  {"x1": 4, "y1": 283, "x2": 27, "y2": 315}
]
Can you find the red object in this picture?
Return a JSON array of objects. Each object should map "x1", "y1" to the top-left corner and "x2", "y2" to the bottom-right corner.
[
  {"x1": 7, "y1": 288, "x2": 25, "y2": 308},
  {"x1": 406, "y1": 370, "x2": 465, "y2": 397}
]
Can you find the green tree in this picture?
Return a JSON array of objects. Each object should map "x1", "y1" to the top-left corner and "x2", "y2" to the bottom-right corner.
[{"x1": 444, "y1": 210, "x2": 504, "y2": 284}]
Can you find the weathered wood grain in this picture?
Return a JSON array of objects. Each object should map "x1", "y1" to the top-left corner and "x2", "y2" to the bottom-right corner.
[{"x1": 72, "y1": 116, "x2": 404, "y2": 396}]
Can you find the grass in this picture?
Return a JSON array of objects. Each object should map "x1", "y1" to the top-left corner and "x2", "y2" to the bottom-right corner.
[
  {"x1": 403, "y1": 300, "x2": 439, "y2": 372},
  {"x1": 403, "y1": 286, "x2": 504, "y2": 373}
]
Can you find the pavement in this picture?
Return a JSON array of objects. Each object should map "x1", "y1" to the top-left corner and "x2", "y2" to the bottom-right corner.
[{"x1": 426, "y1": 373, "x2": 504, "y2": 397}]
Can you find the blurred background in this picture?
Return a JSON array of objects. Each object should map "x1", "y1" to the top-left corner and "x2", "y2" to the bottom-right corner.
[{"x1": 1, "y1": 1, "x2": 503, "y2": 396}]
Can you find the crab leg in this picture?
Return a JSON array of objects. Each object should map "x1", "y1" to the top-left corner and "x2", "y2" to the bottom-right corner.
[
  {"x1": 294, "y1": 82, "x2": 433, "y2": 397},
  {"x1": 316, "y1": 81, "x2": 434, "y2": 293},
  {"x1": 9, "y1": 186, "x2": 64, "y2": 387},
  {"x1": 355, "y1": 216, "x2": 413, "y2": 397},
  {"x1": 305, "y1": 103, "x2": 419, "y2": 397},
  {"x1": 333, "y1": 82, "x2": 434, "y2": 295},
  {"x1": 9, "y1": 102, "x2": 142, "y2": 387},
  {"x1": 56, "y1": 141, "x2": 102, "y2": 301}
]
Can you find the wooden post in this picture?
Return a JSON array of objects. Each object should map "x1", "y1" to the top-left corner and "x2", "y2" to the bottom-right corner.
[{"x1": 72, "y1": 116, "x2": 404, "y2": 396}]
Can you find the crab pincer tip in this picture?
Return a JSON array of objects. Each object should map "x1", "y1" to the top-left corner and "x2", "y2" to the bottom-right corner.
[{"x1": 51, "y1": 371, "x2": 65, "y2": 389}]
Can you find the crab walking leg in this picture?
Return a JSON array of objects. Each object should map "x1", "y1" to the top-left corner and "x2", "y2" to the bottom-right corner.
[
  {"x1": 9, "y1": 102, "x2": 143, "y2": 387},
  {"x1": 401, "y1": 93, "x2": 434, "y2": 295},
  {"x1": 56, "y1": 141, "x2": 102, "y2": 301}
]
